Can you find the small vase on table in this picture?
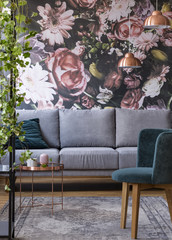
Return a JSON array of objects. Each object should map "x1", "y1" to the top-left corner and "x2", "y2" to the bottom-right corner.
[{"x1": 40, "y1": 153, "x2": 49, "y2": 167}]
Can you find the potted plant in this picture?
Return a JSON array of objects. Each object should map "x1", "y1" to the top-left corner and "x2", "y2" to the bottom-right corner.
[{"x1": 0, "y1": 0, "x2": 37, "y2": 182}]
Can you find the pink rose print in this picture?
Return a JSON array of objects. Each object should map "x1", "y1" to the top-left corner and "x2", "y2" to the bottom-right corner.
[
  {"x1": 67, "y1": 0, "x2": 97, "y2": 9},
  {"x1": 160, "y1": 29, "x2": 172, "y2": 47},
  {"x1": 121, "y1": 89, "x2": 144, "y2": 109},
  {"x1": 124, "y1": 74, "x2": 142, "y2": 89},
  {"x1": 81, "y1": 95, "x2": 95, "y2": 108},
  {"x1": 104, "y1": 70, "x2": 123, "y2": 89},
  {"x1": 45, "y1": 48, "x2": 88, "y2": 100},
  {"x1": 112, "y1": 16, "x2": 143, "y2": 41}
]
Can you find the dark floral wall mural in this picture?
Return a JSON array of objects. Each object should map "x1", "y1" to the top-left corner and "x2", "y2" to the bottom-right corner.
[{"x1": 18, "y1": 0, "x2": 172, "y2": 110}]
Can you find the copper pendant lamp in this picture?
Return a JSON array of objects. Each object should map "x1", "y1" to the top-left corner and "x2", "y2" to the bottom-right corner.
[
  {"x1": 144, "y1": 0, "x2": 171, "y2": 29},
  {"x1": 118, "y1": 53, "x2": 141, "y2": 68},
  {"x1": 118, "y1": 14, "x2": 141, "y2": 68}
]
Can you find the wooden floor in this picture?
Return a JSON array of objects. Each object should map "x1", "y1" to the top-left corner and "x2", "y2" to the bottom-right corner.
[{"x1": 0, "y1": 176, "x2": 166, "y2": 210}]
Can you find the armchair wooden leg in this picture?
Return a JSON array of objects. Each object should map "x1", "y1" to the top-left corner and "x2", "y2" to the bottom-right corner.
[
  {"x1": 165, "y1": 188, "x2": 172, "y2": 222},
  {"x1": 131, "y1": 183, "x2": 140, "y2": 239},
  {"x1": 121, "y1": 182, "x2": 129, "y2": 229}
]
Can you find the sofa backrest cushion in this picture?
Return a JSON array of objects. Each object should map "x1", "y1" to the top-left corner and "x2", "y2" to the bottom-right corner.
[
  {"x1": 16, "y1": 110, "x2": 59, "y2": 148},
  {"x1": 116, "y1": 108, "x2": 171, "y2": 147},
  {"x1": 59, "y1": 109, "x2": 116, "y2": 148}
]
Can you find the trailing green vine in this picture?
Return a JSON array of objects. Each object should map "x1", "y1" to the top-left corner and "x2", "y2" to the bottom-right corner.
[{"x1": 0, "y1": 0, "x2": 37, "y2": 163}]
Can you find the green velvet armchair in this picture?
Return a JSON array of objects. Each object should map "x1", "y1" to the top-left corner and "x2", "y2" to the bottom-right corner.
[{"x1": 112, "y1": 128, "x2": 172, "y2": 239}]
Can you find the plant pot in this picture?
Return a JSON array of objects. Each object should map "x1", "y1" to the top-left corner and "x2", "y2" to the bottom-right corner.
[{"x1": 27, "y1": 158, "x2": 37, "y2": 167}]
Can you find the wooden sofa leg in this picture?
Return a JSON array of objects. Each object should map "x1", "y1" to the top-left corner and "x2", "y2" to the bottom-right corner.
[
  {"x1": 121, "y1": 182, "x2": 129, "y2": 229},
  {"x1": 165, "y1": 188, "x2": 172, "y2": 222},
  {"x1": 131, "y1": 184, "x2": 140, "y2": 239}
]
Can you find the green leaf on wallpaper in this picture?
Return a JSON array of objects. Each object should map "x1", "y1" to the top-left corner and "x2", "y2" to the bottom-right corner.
[
  {"x1": 151, "y1": 50, "x2": 168, "y2": 62},
  {"x1": 23, "y1": 52, "x2": 30, "y2": 58},
  {"x1": 15, "y1": 26, "x2": 28, "y2": 34},
  {"x1": 15, "y1": 14, "x2": 26, "y2": 23},
  {"x1": 24, "y1": 41, "x2": 32, "y2": 51},
  {"x1": 11, "y1": 2, "x2": 17, "y2": 10},
  {"x1": 31, "y1": 12, "x2": 38, "y2": 17},
  {"x1": 25, "y1": 31, "x2": 37, "y2": 39},
  {"x1": 18, "y1": 0, "x2": 27, "y2": 6},
  {"x1": 89, "y1": 62, "x2": 104, "y2": 80}
]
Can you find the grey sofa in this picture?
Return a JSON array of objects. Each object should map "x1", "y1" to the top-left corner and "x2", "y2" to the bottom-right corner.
[{"x1": 1, "y1": 108, "x2": 171, "y2": 177}]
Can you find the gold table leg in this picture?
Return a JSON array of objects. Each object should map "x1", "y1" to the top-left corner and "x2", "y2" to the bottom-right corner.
[
  {"x1": 62, "y1": 165, "x2": 63, "y2": 210},
  {"x1": 20, "y1": 166, "x2": 21, "y2": 212},
  {"x1": 52, "y1": 163, "x2": 54, "y2": 215},
  {"x1": 32, "y1": 172, "x2": 33, "y2": 207}
]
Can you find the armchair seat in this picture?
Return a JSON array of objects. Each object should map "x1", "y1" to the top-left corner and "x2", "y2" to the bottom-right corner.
[{"x1": 112, "y1": 167, "x2": 153, "y2": 184}]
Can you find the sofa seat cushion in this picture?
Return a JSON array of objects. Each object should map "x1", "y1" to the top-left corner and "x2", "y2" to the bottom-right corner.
[
  {"x1": 116, "y1": 147, "x2": 137, "y2": 169},
  {"x1": 1, "y1": 149, "x2": 60, "y2": 166},
  {"x1": 16, "y1": 110, "x2": 60, "y2": 148},
  {"x1": 116, "y1": 108, "x2": 171, "y2": 147},
  {"x1": 60, "y1": 147, "x2": 118, "y2": 169},
  {"x1": 59, "y1": 109, "x2": 116, "y2": 148}
]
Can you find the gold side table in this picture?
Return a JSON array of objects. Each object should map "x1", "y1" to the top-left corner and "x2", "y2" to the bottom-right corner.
[{"x1": 19, "y1": 163, "x2": 64, "y2": 215}]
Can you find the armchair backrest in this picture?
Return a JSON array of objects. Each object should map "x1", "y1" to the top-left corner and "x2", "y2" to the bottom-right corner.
[
  {"x1": 137, "y1": 129, "x2": 169, "y2": 168},
  {"x1": 152, "y1": 131, "x2": 172, "y2": 184}
]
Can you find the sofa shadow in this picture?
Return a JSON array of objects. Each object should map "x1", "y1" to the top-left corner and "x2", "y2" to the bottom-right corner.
[{"x1": 15, "y1": 181, "x2": 122, "y2": 192}]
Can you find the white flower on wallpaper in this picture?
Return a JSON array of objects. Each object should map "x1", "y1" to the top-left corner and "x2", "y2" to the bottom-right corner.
[
  {"x1": 142, "y1": 77, "x2": 164, "y2": 98},
  {"x1": 132, "y1": 32, "x2": 159, "y2": 52},
  {"x1": 96, "y1": 87, "x2": 113, "y2": 104},
  {"x1": 17, "y1": 62, "x2": 56, "y2": 104},
  {"x1": 142, "y1": 65, "x2": 170, "y2": 98},
  {"x1": 37, "y1": 2, "x2": 75, "y2": 45},
  {"x1": 108, "y1": 0, "x2": 135, "y2": 22}
]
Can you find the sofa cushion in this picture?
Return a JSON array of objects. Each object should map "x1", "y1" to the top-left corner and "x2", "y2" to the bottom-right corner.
[
  {"x1": 60, "y1": 147, "x2": 118, "y2": 169},
  {"x1": 15, "y1": 118, "x2": 49, "y2": 149},
  {"x1": 116, "y1": 108, "x2": 171, "y2": 147},
  {"x1": 16, "y1": 109, "x2": 60, "y2": 148},
  {"x1": 59, "y1": 109, "x2": 116, "y2": 147},
  {"x1": 116, "y1": 147, "x2": 137, "y2": 169}
]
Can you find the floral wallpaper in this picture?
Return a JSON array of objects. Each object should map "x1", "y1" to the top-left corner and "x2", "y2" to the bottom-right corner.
[{"x1": 18, "y1": 0, "x2": 172, "y2": 110}]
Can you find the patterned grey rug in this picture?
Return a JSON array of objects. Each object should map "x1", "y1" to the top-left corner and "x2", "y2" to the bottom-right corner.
[{"x1": 1, "y1": 196, "x2": 172, "y2": 240}]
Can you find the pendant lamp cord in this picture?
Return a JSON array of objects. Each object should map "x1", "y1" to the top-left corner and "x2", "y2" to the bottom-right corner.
[
  {"x1": 156, "y1": 0, "x2": 158, "y2": 11},
  {"x1": 129, "y1": 12, "x2": 130, "y2": 52}
]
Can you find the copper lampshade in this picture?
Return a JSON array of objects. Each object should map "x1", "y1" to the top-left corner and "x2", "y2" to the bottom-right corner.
[
  {"x1": 144, "y1": 10, "x2": 171, "y2": 29},
  {"x1": 118, "y1": 53, "x2": 142, "y2": 68}
]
